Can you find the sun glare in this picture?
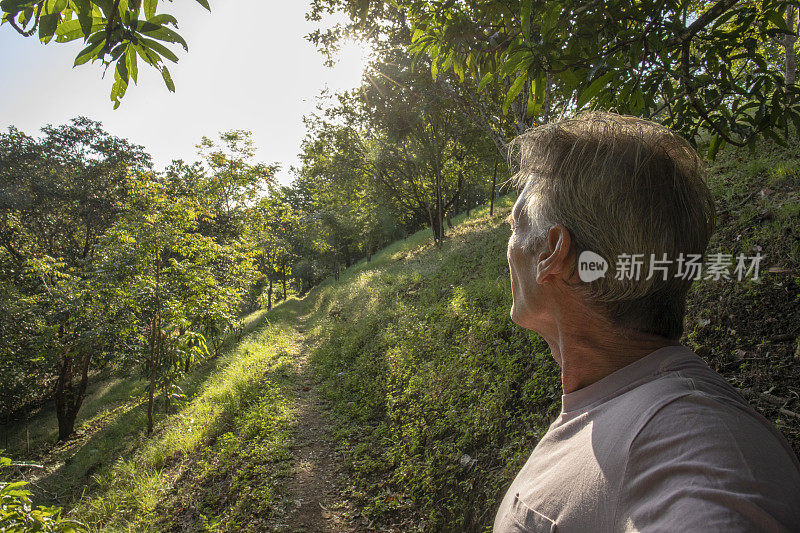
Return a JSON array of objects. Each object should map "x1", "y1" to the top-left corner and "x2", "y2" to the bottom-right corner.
[{"x1": 332, "y1": 38, "x2": 375, "y2": 88}]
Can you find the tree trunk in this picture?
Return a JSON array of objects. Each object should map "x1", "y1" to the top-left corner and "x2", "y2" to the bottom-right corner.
[
  {"x1": 490, "y1": 159, "x2": 499, "y2": 216},
  {"x1": 147, "y1": 316, "x2": 158, "y2": 434},
  {"x1": 436, "y1": 182, "x2": 444, "y2": 245},
  {"x1": 268, "y1": 278, "x2": 273, "y2": 310},
  {"x1": 449, "y1": 172, "x2": 462, "y2": 226},
  {"x1": 55, "y1": 348, "x2": 92, "y2": 441},
  {"x1": 282, "y1": 266, "x2": 287, "y2": 299},
  {"x1": 55, "y1": 352, "x2": 75, "y2": 441},
  {"x1": 430, "y1": 213, "x2": 444, "y2": 245},
  {"x1": 786, "y1": 6, "x2": 797, "y2": 89},
  {"x1": 163, "y1": 379, "x2": 170, "y2": 415},
  {"x1": 427, "y1": 207, "x2": 437, "y2": 244}
]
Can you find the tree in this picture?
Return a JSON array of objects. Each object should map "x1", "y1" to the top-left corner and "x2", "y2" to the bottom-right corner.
[
  {"x1": 0, "y1": 0, "x2": 211, "y2": 107},
  {"x1": 310, "y1": 0, "x2": 800, "y2": 156},
  {"x1": 360, "y1": 51, "x2": 497, "y2": 245},
  {"x1": 0, "y1": 118, "x2": 150, "y2": 440},
  {"x1": 253, "y1": 190, "x2": 300, "y2": 307},
  {"x1": 100, "y1": 172, "x2": 241, "y2": 433}
]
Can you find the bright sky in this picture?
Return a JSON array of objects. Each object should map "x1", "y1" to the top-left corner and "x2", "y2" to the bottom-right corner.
[{"x1": 0, "y1": 1, "x2": 369, "y2": 184}]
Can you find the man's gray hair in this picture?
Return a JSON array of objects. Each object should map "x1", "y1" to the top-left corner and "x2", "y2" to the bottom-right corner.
[{"x1": 510, "y1": 111, "x2": 715, "y2": 339}]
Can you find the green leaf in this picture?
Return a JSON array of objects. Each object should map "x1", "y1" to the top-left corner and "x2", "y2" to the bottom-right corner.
[
  {"x1": 503, "y1": 73, "x2": 527, "y2": 115},
  {"x1": 38, "y1": 12, "x2": 60, "y2": 42},
  {"x1": 526, "y1": 83, "x2": 536, "y2": 118},
  {"x1": 138, "y1": 36, "x2": 178, "y2": 62},
  {"x1": 111, "y1": 60, "x2": 129, "y2": 107},
  {"x1": 478, "y1": 71, "x2": 494, "y2": 91},
  {"x1": 161, "y1": 64, "x2": 175, "y2": 92},
  {"x1": 144, "y1": 0, "x2": 156, "y2": 19},
  {"x1": 116, "y1": 54, "x2": 128, "y2": 82},
  {"x1": 520, "y1": 0, "x2": 531, "y2": 40},
  {"x1": 526, "y1": 74, "x2": 546, "y2": 118},
  {"x1": 498, "y1": 50, "x2": 530, "y2": 79},
  {"x1": 453, "y1": 57, "x2": 464, "y2": 82},
  {"x1": 707, "y1": 133, "x2": 723, "y2": 159},
  {"x1": 194, "y1": 0, "x2": 210, "y2": 10},
  {"x1": 126, "y1": 45, "x2": 138, "y2": 83},
  {"x1": 55, "y1": 17, "x2": 103, "y2": 42},
  {"x1": 541, "y1": 2, "x2": 561, "y2": 35},
  {"x1": 138, "y1": 22, "x2": 188, "y2": 51},
  {"x1": 73, "y1": 0, "x2": 93, "y2": 37},
  {"x1": 73, "y1": 38, "x2": 104, "y2": 65},
  {"x1": 576, "y1": 71, "x2": 613, "y2": 109},
  {"x1": 2, "y1": 481, "x2": 29, "y2": 491},
  {"x1": 116, "y1": 0, "x2": 129, "y2": 19},
  {"x1": 147, "y1": 13, "x2": 177, "y2": 26},
  {"x1": 0, "y1": 0, "x2": 36, "y2": 14},
  {"x1": 534, "y1": 73, "x2": 545, "y2": 103},
  {"x1": 135, "y1": 43, "x2": 162, "y2": 66},
  {"x1": 764, "y1": 9, "x2": 791, "y2": 34}
]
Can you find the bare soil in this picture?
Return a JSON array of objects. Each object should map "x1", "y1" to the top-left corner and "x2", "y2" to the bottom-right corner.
[{"x1": 278, "y1": 325, "x2": 365, "y2": 533}]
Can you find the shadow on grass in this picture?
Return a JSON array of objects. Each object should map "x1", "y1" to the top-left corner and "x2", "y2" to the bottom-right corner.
[{"x1": 25, "y1": 305, "x2": 283, "y2": 509}]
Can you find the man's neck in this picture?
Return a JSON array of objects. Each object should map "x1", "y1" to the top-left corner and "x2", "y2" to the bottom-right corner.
[{"x1": 545, "y1": 313, "x2": 677, "y2": 394}]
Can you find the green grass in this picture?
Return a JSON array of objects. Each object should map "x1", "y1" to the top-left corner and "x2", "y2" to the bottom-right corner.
[
  {"x1": 292, "y1": 194, "x2": 562, "y2": 531},
  {"x1": 68, "y1": 307, "x2": 302, "y2": 531}
]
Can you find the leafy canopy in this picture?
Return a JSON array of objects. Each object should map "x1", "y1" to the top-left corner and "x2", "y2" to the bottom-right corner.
[
  {"x1": 0, "y1": 0, "x2": 211, "y2": 107},
  {"x1": 310, "y1": 0, "x2": 800, "y2": 155}
]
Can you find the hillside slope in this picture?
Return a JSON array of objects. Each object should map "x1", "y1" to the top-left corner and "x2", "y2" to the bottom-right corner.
[
  {"x1": 295, "y1": 140, "x2": 800, "y2": 531},
  {"x1": 4, "y1": 140, "x2": 799, "y2": 532}
]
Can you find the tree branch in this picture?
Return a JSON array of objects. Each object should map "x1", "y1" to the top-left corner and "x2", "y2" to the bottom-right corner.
[
  {"x1": 667, "y1": 0, "x2": 742, "y2": 46},
  {"x1": 6, "y1": 1, "x2": 43, "y2": 37}
]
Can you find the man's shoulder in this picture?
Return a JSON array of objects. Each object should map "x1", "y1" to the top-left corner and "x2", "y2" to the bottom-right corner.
[
  {"x1": 618, "y1": 373, "x2": 800, "y2": 531},
  {"x1": 604, "y1": 349, "x2": 752, "y2": 430},
  {"x1": 591, "y1": 350, "x2": 797, "y2": 468}
]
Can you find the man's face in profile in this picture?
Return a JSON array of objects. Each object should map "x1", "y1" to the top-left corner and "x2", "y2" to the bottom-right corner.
[{"x1": 507, "y1": 189, "x2": 541, "y2": 332}]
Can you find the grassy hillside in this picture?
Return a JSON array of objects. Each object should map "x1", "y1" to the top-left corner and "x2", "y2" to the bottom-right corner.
[
  {"x1": 294, "y1": 139, "x2": 800, "y2": 530},
  {"x1": 301, "y1": 195, "x2": 561, "y2": 530},
  {"x1": 3, "y1": 139, "x2": 798, "y2": 532}
]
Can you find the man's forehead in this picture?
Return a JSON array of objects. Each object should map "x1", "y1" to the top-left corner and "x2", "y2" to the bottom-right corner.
[{"x1": 512, "y1": 183, "x2": 533, "y2": 219}]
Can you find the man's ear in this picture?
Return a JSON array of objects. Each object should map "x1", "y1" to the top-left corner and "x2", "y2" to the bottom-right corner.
[{"x1": 535, "y1": 225, "x2": 573, "y2": 284}]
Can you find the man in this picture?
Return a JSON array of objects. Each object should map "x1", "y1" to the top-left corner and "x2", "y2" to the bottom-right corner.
[{"x1": 494, "y1": 112, "x2": 800, "y2": 532}]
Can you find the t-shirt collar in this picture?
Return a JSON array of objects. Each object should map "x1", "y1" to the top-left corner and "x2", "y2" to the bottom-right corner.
[{"x1": 560, "y1": 344, "x2": 697, "y2": 413}]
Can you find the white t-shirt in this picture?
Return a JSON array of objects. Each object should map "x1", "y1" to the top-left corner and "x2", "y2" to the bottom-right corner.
[{"x1": 494, "y1": 345, "x2": 800, "y2": 532}]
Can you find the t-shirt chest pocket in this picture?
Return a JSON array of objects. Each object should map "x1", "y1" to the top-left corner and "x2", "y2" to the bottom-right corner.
[{"x1": 496, "y1": 494, "x2": 558, "y2": 532}]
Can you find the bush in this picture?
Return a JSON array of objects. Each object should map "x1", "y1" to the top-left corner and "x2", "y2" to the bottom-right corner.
[{"x1": 0, "y1": 456, "x2": 85, "y2": 532}]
